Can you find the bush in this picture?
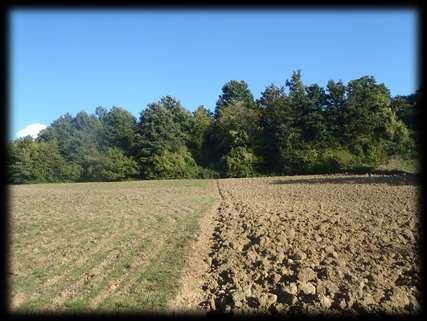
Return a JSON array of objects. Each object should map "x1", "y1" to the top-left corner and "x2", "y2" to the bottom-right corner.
[
  {"x1": 360, "y1": 143, "x2": 387, "y2": 169},
  {"x1": 99, "y1": 147, "x2": 139, "y2": 181},
  {"x1": 222, "y1": 146, "x2": 256, "y2": 178},
  {"x1": 300, "y1": 148, "x2": 320, "y2": 173},
  {"x1": 149, "y1": 147, "x2": 200, "y2": 179},
  {"x1": 197, "y1": 167, "x2": 220, "y2": 179},
  {"x1": 61, "y1": 162, "x2": 82, "y2": 182},
  {"x1": 315, "y1": 148, "x2": 357, "y2": 173},
  {"x1": 377, "y1": 156, "x2": 419, "y2": 174}
]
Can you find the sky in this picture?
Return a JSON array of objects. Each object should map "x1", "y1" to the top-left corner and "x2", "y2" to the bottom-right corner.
[{"x1": 10, "y1": 9, "x2": 417, "y2": 140}]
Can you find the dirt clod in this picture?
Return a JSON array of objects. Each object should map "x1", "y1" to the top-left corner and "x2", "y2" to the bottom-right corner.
[
  {"x1": 299, "y1": 282, "x2": 316, "y2": 295},
  {"x1": 195, "y1": 175, "x2": 420, "y2": 315}
]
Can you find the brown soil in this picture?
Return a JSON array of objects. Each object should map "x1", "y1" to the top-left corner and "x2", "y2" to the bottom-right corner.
[
  {"x1": 168, "y1": 183, "x2": 222, "y2": 313},
  {"x1": 174, "y1": 174, "x2": 421, "y2": 315}
]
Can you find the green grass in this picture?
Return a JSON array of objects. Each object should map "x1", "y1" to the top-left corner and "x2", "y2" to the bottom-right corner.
[
  {"x1": 98, "y1": 196, "x2": 216, "y2": 312},
  {"x1": 9, "y1": 179, "x2": 219, "y2": 313}
]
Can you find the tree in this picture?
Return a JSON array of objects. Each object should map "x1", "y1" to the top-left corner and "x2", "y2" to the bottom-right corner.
[
  {"x1": 257, "y1": 84, "x2": 288, "y2": 172},
  {"x1": 97, "y1": 106, "x2": 138, "y2": 156},
  {"x1": 135, "y1": 96, "x2": 194, "y2": 178},
  {"x1": 209, "y1": 101, "x2": 260, "y2": 175},
  {"x1": 215, "y1": 80, "x2": 255, "y2": 118},
  {"x1": 203, "y1": 80, "x2": 259, "y2": 175},
  {"x1": 37, "y1": 113, "x2": 75, "y2": 161},
  {"x1": 342, "y1": 76, "x2": 402, "y2": 168},
  {"x1": 38, "y1": 111, "x2": 103, "y2": 168},
  {"x1": 8, "y1": 137, "x2": 80, "y2": 183},
  {"x1": 98, "y1": 147, "x2": 139, "y2": 181},
  {"x1": 9, "y1": 71, "x2": 419, "y2": 183},
  {"x1": 257, "y1": 71, "x2": 309, "y2": 174},
  {"x1": 222, "y1": 146, "x2": 256, "y2": 178},
  {"x1": 148, "y1": 147, "x2": 200, "y2": 179},
  {"x1": 189, "y1": 105, "x2": 213, "y2": 164},
  {"x1": 8, "y1": 136, "x2": 35, "y2": 183},
  {"x1": 324, "y1": 80, "x2": 347, "y2": 147},
  {"x1": 391, "y1": 95, "x2": 417, "y2": 132},
  {"x1": 301, "y1": 84, "x2": 328, "y2": 144}
]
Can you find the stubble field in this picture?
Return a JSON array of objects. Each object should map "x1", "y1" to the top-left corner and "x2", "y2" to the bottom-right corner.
[
  {"x1": 9, "y1": 174, "x2": 421, "y2": 315},
  {"x1": 9, "y1": 179, "x2": 218, "y2": 313}
]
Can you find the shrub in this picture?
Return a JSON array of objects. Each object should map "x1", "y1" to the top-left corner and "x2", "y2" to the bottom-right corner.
[
  {"x1": 99, "y1": 147, "x2": 139, "y2": 181},
  {"x1": 149, "y1": 147, "x2": 199, "y2": 179},
  {"x1": 360, "y1": 143, "x2": 387, "y2": 169},
  {"x1": 315, "y1": 148, "x2": 357, "y2": 173},
  {"x1": 197, "y1": 167, "x2": 220, "y2": 179},
  {"x1": 222, "y1": 146, "x2": 256, "y2": 178}
]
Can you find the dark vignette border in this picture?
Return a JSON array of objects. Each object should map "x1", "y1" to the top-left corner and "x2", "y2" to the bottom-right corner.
[{"x1": 1, "y1": 1, "x2": 424, "y2": 321}]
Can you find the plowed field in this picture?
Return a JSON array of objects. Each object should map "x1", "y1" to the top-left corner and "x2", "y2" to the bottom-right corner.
[{"x1": 172, "y1": 174, "x2": 421, "y2": 315}]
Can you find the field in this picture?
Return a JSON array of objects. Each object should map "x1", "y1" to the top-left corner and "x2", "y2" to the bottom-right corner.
[
  {"x1": 9, "y1": 174, "x2": 421, "y2": 314},
  {"x1": 9, "y1": 179, "x2": 218, "y2": 312},
  {"x1": 172, "y1": 175, "x2": 421, "y2": 314}
]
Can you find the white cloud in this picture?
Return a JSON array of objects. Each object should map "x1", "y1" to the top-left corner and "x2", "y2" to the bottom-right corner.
[{"x1": 16, "y1": 123, "x2": 47, "y2": 139}]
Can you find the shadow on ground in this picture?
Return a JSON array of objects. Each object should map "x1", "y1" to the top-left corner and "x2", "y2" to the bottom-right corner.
[{"x1": 271, "y1": 173, "x2": 419, "y2": 186}]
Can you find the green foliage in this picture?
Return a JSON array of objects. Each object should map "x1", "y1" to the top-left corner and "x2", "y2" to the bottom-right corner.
[
  {"x1": 359, "y1": 143, "x2": 388, "y2": 169},
  {"x1": 189, "y1": 106, "x2": 213, "y2": 163},
  {"x1": 315, "y1": 148, "x2": 357, "y2": 172},
  {"x1": 98, "y1": 148, "x2": 139, "y2": 181},
  {"x1": 205, "y1": 87, "x2": 259, "y2": 171},
  {"x1": 38, "y1": 111, "x2": 103, "y2": 167},
  {"x1": 222, "y1": 146, "x2": 256, "y2": 178},
  {"x1": 37, "y1": 113, "x2": 76, "y2": 160},
  {"x1": 196, "y1": 167, "x2": 220, "y2": 179},
  {"x1": 391, "y1": 95, "x2": 416, "y2": 131},
  {"x1": 217, "y1": 102, "x2": 260, "y2": 149},
  {"x1": 8, "y1": 137, "x2": 80, "y2": 183},
  {"x1": 215, "y1": 80, "x2": 255, "y2": 118},
  {"x1": 135, "y1": 96, "x2": 195, "y2": 178},
  {"x1": 147, "y1": 147, "x2": 200, "y2": 180},
  {"x1": 78, "y1": 147, "x2": 105, "y2": 181},
  {"x1": 257, "y1": 84, "x2": 289, "y2": 172},
  {"x1": 97, "y1": 106, "x2": 138, "y2": 155},
  {"x1": 9, "y1": 71, "x2": 420, "y2": 183},
  {"x1": 378, "y1": 156, "x2": 419, "y2": 174}
]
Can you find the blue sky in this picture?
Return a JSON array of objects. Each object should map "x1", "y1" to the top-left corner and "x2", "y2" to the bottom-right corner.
[{"x1": 10, "y1": 9, "x2": 417, "y2": 140}]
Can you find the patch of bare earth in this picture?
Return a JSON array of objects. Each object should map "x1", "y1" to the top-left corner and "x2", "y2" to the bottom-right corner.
[
  {"x1": 186, "y1": 174, "x2": 421, "y2": 315},
  {"x1": 168, "y1": 182, "x2": 222, "y2": 313},
  {"x1": 11, "y1": 293, "x2": 26, "y2": 310}
]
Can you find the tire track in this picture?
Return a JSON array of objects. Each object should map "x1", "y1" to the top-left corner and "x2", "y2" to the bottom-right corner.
[
  {"x1": 12, "y1": 227, "x2": 124, "y2": 310},
  {"x1": 90, "y1": 198, "x2": 212, "y2": 310},
  {"x1": 48, "y1": 248, "x2": 123, "y2": 311},
  {"x1": 87, "y1": 237, "x2": 166, "y2": 310}
]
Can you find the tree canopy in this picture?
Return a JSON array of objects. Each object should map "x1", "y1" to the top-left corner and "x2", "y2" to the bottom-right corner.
[{"x1": 8, "y1": 71, "x2": 420, "y2": 184}]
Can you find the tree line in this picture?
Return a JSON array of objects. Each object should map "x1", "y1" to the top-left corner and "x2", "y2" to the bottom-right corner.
[{"x1": 8, "y1": 71, "x2": 420, "y2": 184}]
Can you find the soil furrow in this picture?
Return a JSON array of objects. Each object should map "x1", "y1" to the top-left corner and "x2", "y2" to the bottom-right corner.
[{"x1": 191, "y1": 175, "x2": 420, "y2": 315}]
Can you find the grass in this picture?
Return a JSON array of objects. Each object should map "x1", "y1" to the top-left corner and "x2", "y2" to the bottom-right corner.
[
  {"x1": 9, "y1": 179, "x2": 219, "y2": 313},
  {"x1": 377, "y1": 156, "x2": 420, "y2": 174},
  {"x1": 108, "y1": 197, "x2": 216, "y2": 312}
]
